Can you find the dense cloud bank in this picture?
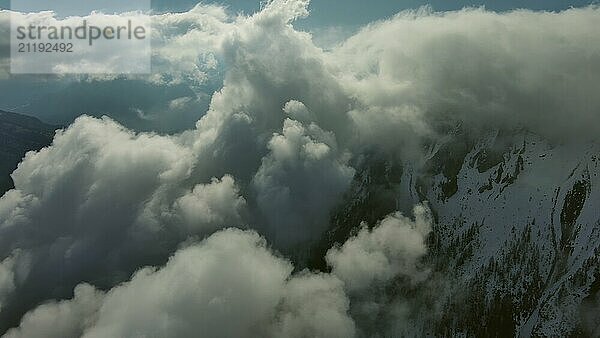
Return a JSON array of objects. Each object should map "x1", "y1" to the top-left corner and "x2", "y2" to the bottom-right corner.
[
  {"x1": 333, "y1": 5, "x2": 600, "y2": 143},
  {"x1": 5, "y1": 207, "x2": 431, "y2": 338},
  {"x1": 0, "y1": 116, "x2": 248, "y2": 329},
  {"x1": 1, "y1": 0, "x2": 599, "y2": 335}
]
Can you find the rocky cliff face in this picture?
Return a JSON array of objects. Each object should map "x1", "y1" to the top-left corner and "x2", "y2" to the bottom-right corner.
[{"x1": 317, "y1": 128, "x2": 600, "y2": 336}]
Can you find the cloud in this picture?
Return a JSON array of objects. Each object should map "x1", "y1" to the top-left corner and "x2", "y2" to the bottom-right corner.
[
  {"x1": 0, "y1": 256, "x2": 16, "y2": 312},
  {"x1": 331, "y1": 6, "x2": 600, "y2": 143},
  {"x1": 7, "y1": 204, "x2": 432, "y2": 337},
  {"x1": 6, "y1": 229, "x2": 356, "y2": 338},
  {"x1": 1, "y1": 0, "x2": 348, "y2": 327},
  {"x1": 272, "y1": 272, "x2": 355, "y2": 338},
  {"x1": 0, "y1": 116, "x2": 246, "y2": 328},
  {"x1": 4, "y1": 284, "x2": 103, "y2": 338},
  {"x1": 3, "y1": 4, "x2": 600, "y2": 138},
  {"x1": 149, "y1": 3, "x2": 232, "y2": 86},
  {"x1": 325, "y1": 205, "x2": 433, "y2": 336},
  {"x1": 4, "y1": 4, "x2": 229, "y2": 79},
  {"x1": 0, "y1": 250, "x2": 30, "y2": 316},
  {"x1": 326, "y1": 204, "x2": 432, "y2": 291},
  {"x1": 253, "y1": 115, "x2": 354, "y2": 247},
  {"x1": 170, "y1": 175, "x2": 246, "y2": 232}
]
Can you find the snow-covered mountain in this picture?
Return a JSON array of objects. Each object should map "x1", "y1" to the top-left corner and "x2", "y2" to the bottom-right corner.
[{"x1": 315, "y1": 128, "x2": 600, "y2": 336}]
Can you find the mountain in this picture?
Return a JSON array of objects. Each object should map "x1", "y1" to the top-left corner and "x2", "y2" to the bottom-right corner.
[
  {"x1": 0, "y1": 111, "x2": 57, "y2": 195},
  {"x1": 313, "y1": 127, "x2": 600, "y2": 336}
]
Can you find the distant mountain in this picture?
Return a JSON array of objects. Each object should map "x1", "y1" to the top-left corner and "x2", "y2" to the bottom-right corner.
[{"x1": 0, "y1": 111, "x2": 57, "y2": 195}]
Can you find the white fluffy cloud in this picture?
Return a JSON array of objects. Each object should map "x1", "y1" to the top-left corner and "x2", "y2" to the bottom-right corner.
[
  {"x1": 7, "y1": 204, "x2": 432, "y2": 338},
  {"x1": 0, "y1": 116, "x2": 246, "y2": 327},
  {"x1": 1, "y1": 116, "x2": 245, "y2": 243},
  {"x1": 170, "y1": 175, "x2": 246, "y2": 232},
  {"x1": 6, "y1": 229, "x2": 357, "y2": 338},
  {"x1": 4, "y1": 284, "x2": 103, "y2": 338},
  {"x1": 326, "y1": 204, "x2": 432, "y2": 291},
  {"x1": 149, "y1": 3, "x2": 232, "y2": 86},
  {"x1": 330, "y1": 6, "x2": 600, "y2": 143}
]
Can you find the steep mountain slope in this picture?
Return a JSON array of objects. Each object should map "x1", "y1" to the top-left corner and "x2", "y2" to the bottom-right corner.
[
  {"x1": 0, "y1": 111, "x2": 56, "y2": 194},
  {"x1": 426, "y1": 130, "x2": 600, "y2": 336},
  {"x1": 316, "y1": 129, "x2": 600, "y2": 336}
]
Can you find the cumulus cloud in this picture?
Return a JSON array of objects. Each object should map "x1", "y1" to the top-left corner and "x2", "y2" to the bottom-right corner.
[
  {"x1": 1, "y1": 0, "x2": 349, "y2": 327},
  {"x1": 326, "y1": 204, "x2": 432, "y2": 291},
  {"x1": 6, "y1": 229, "x2": 356, "y2": 338},
  {"x1": 80, "y1": 229, "x2": 294, "y2": 338},
  {"x1": 0, "y1": 116, "x2": 246, "y2": 329},
  {"x1": 7, "y1": 204, "x2": 432, "y2": 338},
  {"x1": 169, "y1": 175, "x2": 246, "y2": 232},
  {"x1": 325, "y1": 205, "x2": 433, "y2": 336},
  {"x1": 272, "y1": 272, "x2": 355, "y2": 338},
  {"x1": 253, "y1": 115, "x2": 354, "y2": 247},
  {"x1": 4, "y1": 284, "x2": 103, "y2": 338}
]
